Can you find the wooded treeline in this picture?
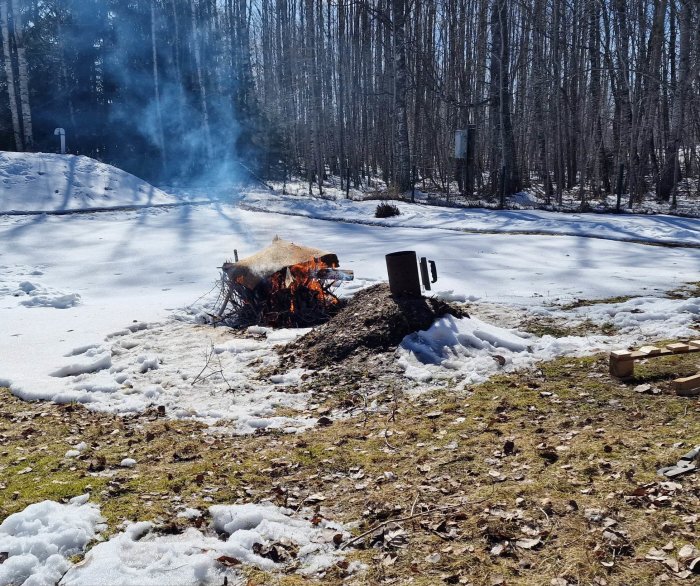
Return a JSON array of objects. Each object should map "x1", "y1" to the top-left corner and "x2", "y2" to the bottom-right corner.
[{"x1": 1, "y1": 0, "x2": 699, "y2": 203}]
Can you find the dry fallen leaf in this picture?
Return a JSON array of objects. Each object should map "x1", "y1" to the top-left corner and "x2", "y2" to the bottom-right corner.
[
  {"x1": 515, "y1": 537, "x2": 541, "y2": 550},
  {"x1": 216, "y1": 555, "x2": 241, "y2": 567},
  {"x1": 678, "y1": 544, "x2": 700, "y2": 561}
]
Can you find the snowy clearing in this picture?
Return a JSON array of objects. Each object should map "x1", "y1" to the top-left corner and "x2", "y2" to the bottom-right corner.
[
  {"x1": 1, "y1": 153, "x2": 700, "y2": 429},
  {"x1": 2, "y1": 202, "x2": 699, "y2": 423},
  {"x1": 2, "y1": 203, "x2": 700, "y2": 425}
]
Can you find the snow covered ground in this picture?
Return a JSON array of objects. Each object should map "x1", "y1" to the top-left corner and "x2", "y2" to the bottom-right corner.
[
  {"x1": 2, "y1": 152, "x2": 700, "y2": 426},
  {"x1": 241, "y1": 190, "x2": 700, "y2": 247},
  {"x1": 3, "y1": 202, "x2": 699, "y2": 422}
]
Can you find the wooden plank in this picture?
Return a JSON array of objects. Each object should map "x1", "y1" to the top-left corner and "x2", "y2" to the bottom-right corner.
[
  {"x1": 673, "y1": 374, "x2": 700, "y2": 396},
  {"x1": 637, "y1": 345, "x2": 662, "y2": 356},
  {"x1": 630, "y1": 348, "x2": 673, "y2": 359},
  {"x1": 666, "y1": 343, "x2": 690, "y2": 353}
]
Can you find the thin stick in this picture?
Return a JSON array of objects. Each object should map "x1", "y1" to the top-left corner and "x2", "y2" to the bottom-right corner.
[{"x1": 339, "y1": 504, "x2": 460, "y2": 550}]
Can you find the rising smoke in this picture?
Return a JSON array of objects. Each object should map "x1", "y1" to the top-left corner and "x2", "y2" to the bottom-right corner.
[{"x1": 19, "y1": 0, "x2": 260, "y2": 186}]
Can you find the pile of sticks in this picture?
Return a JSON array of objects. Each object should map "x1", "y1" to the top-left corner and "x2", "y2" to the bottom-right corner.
[{"x1": 217, "y1": 263, "x2": 350, "y2": 328}]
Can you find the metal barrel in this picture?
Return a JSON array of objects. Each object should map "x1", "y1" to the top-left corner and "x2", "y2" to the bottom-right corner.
[{"x1": 385, "y1": 251, "x2": 421, "y2": 297}]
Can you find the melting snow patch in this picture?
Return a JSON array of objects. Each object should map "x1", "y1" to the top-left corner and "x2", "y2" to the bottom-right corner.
[
  {"x1": 0, "y1": 496, "x2": 104, "y2": 586},
  {"x1": 60, "y1": 503, "x2": 351, "y2": 586},
  {"x1": 12, "y1": 320, "x2": 316, "y2": 434},
  {"x1": 563, "y1": 296, "x2": 700, "y2": 340},
  {"x1": 49, "y1": 353, "x2": 112, "y2": 378},
  {"x1": 65, "y1": 441, "x2": 88, "y2": 458},
  {"x1": 9, "y1": 277, "x2": 81, "y2": 310},
  {"x1": 20, "y1": 292, "x2": 81, "y2": 309},
  {"x1": 398, "y1": 314, "x2": 615, "y2": 384}
]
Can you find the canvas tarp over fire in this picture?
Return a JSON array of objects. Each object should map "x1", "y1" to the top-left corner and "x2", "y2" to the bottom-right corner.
[
  {"x1": 217, "y1": 237, "x2": 349, "y2": 327},
  {"x1": 223, "y1": 237, "x2": 339, "y2": 290}
]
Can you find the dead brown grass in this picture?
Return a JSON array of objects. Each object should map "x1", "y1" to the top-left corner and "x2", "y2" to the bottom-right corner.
[{"x1": 0, "y1": 348, "x2": 699, "y2": 585}]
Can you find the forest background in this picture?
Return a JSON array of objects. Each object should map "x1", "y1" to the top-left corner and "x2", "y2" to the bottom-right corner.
[{"x1": 0, "y1": 0, "x2": 699, "y2": 208}]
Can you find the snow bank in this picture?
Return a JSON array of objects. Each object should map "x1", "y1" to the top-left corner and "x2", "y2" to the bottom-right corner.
[
  {"x1": 0, "y1": 496, "x2": 104, "y2": 586},
  {"x1": 398, "y1": 315, "x2": 617, "y2": 384},
  {"x1": 61, "y1": 503, "x2": 349, "y2": 586},
  {"x1": 241, "y1": 190, "x2": 700, "y2": 247},
  {"x1": 398, "y1": 295, "x2": 700, "y2": 385},
  {"x1": 0, "y1": 151, "x2": 183, "y2": 213}
]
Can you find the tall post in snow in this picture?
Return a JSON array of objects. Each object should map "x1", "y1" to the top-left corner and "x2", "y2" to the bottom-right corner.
[{"x1": 54, "y1": 128, "x2": 66, "y2": 154}]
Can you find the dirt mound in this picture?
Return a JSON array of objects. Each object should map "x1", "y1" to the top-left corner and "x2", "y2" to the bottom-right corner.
[{"x1": 283, "y1": 283, "x2": 466, "y2": 368}]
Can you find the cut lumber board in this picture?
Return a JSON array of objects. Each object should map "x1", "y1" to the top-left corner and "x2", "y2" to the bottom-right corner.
[
  {"x1": 610, "y1": 340, "x2": 700, "y2": 379},
  {"x1": 637, "y1": 345, "x2": 661, "y2": 356},
  {"x1": 673, "y1": 374, "x2": 700, "y2": 396}
]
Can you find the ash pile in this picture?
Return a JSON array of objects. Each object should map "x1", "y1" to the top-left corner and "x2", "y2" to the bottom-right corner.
[
  {"x1": 282, "y1": 251, "x2": 467, "y2": 369},
  {"x1": 282, "y1": 283, "x2": 466, "y2": 369},
  {"x1": 216, "y1": 237, "x2": 353, "y2": 328}
]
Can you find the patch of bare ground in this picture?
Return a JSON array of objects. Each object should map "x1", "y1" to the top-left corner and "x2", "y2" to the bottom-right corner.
[
  {"x1": 518, "y1": 315, "x2": 619, "y2": 338},
  {"x1": 1, "y1": 347, "x2": 700, "y2": 584},
  {"x1": 281, "y1": 283, "x2": 466, "y2": 369},
  {"x1": 666, "y1": 282, "x2": 700, "y2": 301}
]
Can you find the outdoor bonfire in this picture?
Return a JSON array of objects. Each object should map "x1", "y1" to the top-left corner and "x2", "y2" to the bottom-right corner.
[{"x1": 216, "y1": 237, "x2": 353, "y2": 327}]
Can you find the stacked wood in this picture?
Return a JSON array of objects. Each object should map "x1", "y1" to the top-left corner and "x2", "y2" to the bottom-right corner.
[
  {"x1": 609, "y1": 340, "x2": 700, "y2": 396},
  {"x1": 217, "y1": 237, "x2": 353, "y2": 328}
]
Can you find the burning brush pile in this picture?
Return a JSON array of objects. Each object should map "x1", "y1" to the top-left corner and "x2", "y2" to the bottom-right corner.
[{"x1": 216, "y1": 237, "x2": 353, "y2": 327}]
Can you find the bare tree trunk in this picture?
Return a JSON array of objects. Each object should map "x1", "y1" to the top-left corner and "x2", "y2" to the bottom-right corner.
[
  {"x1": 304, "y1": 0, "x2": 324, "y2": 194},
  {"x1": 631, "y1": 0, "x2": 666, "y2": 202},
  {"x1": 151, "y1": 0, "x2": 166, "y2": 168},
  {"x1": 391, "y1": 0, "x2": 411, "y2": 192},
  {"x1": 491, "y1": 0, "x2": 520, "y2": 197},
  {"x1": 0, "y1": 0, "x2": 22, "y2": 150},
  {"x1": 10, "y1": 0, "x2": 31, "y2": 149},
  {"x1": 190, "y1": 0, "x2": 213, "y2": 160},
  {"x1": 659, "y1": 0, "x2": 693, "y2": 201}
]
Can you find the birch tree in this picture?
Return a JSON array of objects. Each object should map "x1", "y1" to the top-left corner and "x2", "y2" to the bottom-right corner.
[
  {"x1": 0, "y1": 0, "x2": 21, "y2": 150},
  {"x1": 10, "y1": 0, "x2": 30, "y2": 149}
]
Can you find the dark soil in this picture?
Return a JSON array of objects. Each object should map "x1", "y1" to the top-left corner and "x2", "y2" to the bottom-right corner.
[{"x1": 282, "y1": 283, "x2": 466, "y2": 368}]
